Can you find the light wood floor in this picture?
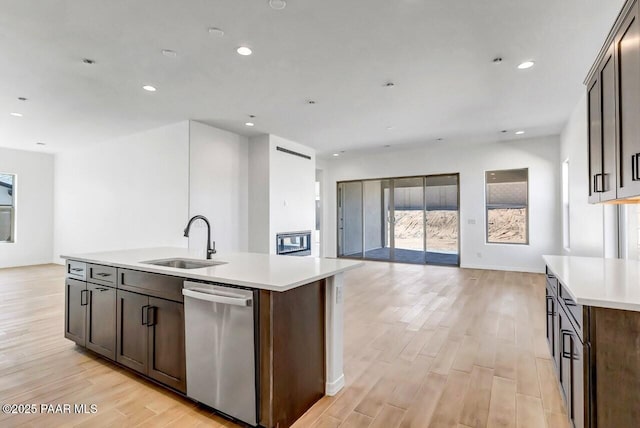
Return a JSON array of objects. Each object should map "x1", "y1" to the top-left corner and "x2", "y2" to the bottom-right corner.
[{"x1": 0, "y1": 262, "x2": 567, "y2": 428}]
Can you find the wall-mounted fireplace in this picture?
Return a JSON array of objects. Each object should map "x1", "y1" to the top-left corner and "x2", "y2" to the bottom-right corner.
[{"x1": 276, "y1": 231, "x2": 312, "y2": 256}]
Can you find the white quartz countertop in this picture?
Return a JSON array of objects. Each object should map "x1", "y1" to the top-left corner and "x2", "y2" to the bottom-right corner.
[
  {"x1": 543, "y1": 255, "x2": 640, "y2": 311},
  {"x1": 61, "y1": 247, "x2": 363, "y2": 292}
]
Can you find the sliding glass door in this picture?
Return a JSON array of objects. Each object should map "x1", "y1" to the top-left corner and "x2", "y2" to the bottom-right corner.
[
  {"x1": 338, "y1": 174, "x2": 459, "y2": 266},
  {"x1": 425, "y1": 174, "x2": 459, "y2": 266},
  {"x1": 393, "y1": 177, "x2": 426, "y2": 263}
]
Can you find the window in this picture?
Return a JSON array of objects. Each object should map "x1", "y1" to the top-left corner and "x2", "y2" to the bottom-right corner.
[
  {"x1": 0, "y1": 173, "x2": 15, "y2": 243},
  {"x1": 485, "y1": 168, "x2": 528, "y2": 244},
  {"x1": 562, "y1": 160, "x2": 570, "y2": 250}
]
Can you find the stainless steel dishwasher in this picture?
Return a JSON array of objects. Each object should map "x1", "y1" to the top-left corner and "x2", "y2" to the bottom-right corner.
[{"x1": 182, "y1": 281, "x2": 258, "y2": 426}]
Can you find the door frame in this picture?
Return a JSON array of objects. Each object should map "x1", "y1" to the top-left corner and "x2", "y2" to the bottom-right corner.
[{"x1": 336, "y1": 173, "x2": 460, "y2": 266}]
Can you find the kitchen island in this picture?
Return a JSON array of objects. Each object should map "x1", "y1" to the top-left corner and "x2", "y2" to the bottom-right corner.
[
  {"x1": 61, "y1": 247, "x2": 362, "y2": 428},
  {"x1": 543, "y1": 255, "x2": 640, "y2": 428}
]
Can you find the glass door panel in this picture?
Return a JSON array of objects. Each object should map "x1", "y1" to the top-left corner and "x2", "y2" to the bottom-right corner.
[
  {"x1": 425, "y1": 174, "x2": 459, "y2": 266},
  {"x1": 337, "y1": 182, "x2": 363, "y2": 257},
  {"x1": 363, "y1": 180, "x2": 392, "y2": 261},
  {"x1": 393, "y1": 177, "x2": 426, "y2": 264}
]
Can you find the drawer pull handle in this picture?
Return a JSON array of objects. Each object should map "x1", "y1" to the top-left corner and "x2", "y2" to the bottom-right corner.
[
  {"x1": 95, "y1": 272, "x2": 112, "y2": 277},
  {"x1": 141, "y1": 305, "x2": 150, "y2": 325},
  {"x1": 633, "y1": 154, "x2": 640, "y2": 181},
  {"x1": 80, "y1": 289, "x2": 88, "y2": 306},
  {"x1": 70, "y1": 267, "x2": 84, "y2": 272}
]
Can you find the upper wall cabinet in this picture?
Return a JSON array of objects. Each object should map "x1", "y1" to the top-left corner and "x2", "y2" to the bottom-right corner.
[
  {"x1": 587, "y1": 0, "x2": 640, "y2": 203},
  {"x1": 616, "y1": 3, "x2": 640, "y2": 199}
]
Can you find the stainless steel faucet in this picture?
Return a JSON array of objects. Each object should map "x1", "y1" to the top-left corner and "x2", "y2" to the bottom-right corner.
[{"x1": 184, "y1": 215, "x2": 216, "y2": 259}]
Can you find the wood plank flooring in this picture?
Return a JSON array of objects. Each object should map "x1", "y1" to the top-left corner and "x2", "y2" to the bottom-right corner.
[{"x1": 0, "y1": 262, "x2": 567, "y2": 427}]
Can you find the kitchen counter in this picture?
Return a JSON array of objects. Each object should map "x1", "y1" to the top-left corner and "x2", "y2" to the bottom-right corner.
[
  {"x1": 62, "y1": 247, "x2": 361, "y2": 426},
  {"x1": 61, "y1": 247, "x2": 363, "y2": 292},
  {"x1": 543, "y1": 255, "x2": 640, "y2": 311}
]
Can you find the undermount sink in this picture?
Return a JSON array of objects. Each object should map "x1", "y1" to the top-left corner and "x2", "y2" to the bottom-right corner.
[{"x1": 141, "y1": 258, "x2": 227, "y2": 269}]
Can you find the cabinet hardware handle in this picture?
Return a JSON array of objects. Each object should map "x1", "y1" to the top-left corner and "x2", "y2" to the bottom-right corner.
[
  {"x1": 546, "y1": 296, "x2": 554, "y2": 315},
  {"x1": 141, "y1": 305, "x2": 150, "y2": 325},
  {"x1": 70, "y1": 267, "x2": 84, "y2": 272},
  {"x1": 147, "y1": 306, "x2": 157, "y2": 327},
  {"x1": 80, "y1": 289, "x2": 88, "y2": 306},
  {"x1": 95, "y1": 272, "x2": 111, "y2": 277},
  {"x1": 561, "y1": 329, "x2": 573, "y2": 359},
  {"x1": 563, "y1": 298, "x2": 577, "y2": 307},
  {"x1": 97, "y1": 287, "x2": 109, "y2": 292},
  {"x1": 634, "y1": 154, "x2": 640, "y2": 181}
]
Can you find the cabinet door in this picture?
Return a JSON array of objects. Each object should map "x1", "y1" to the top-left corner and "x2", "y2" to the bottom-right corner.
[
  {"x1": 558, "y1": 307, "x2": 572, "y2": 404},
  {"x1": 86, "y1": 283, "x2": 116, "y2": 360},
  {"x1": 617, "y1": 2, "x2": 640, "y2": 198},
  {"x1": 65, "y1": 278, "x2": 87, "y2": 346},
  {"x1": 569, "y1": 335, "x2": 585, "y2": 428},
  {"x1": 588, "y1": 76, "x2": 603, "y2": 203},
  {"x1": 116, "y1": 289, "x2": 149, "y2": 374},
  {"x1": 601, "y1": 44, "x2": 618, "y2": 201},
  {"x1": 147, "y1": 297, "x2": 186, "y2": 393},
  {"x1": 545, "y1": 286, "x2": 555, "y2": 360}
]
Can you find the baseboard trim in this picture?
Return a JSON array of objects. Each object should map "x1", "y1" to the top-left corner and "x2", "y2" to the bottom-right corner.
[
  {"x1": 460, "y1": 263, "x2": 544, "y2": 274},
  {"x1": 325, "y1": 374, "x2": 345, "y2": 396}
]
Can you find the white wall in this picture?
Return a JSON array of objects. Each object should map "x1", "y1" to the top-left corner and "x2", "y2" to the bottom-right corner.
[
  {"x1": 248, "y1": 135, "x2": 271, "y2": 253},
  {"x1": 322, "y1": 136, "x2": 561, "y2": 273},
  {"x1": 54, "y1": 122, "x2": 190, "y2": 261},
  {"x1": 0, "y1": 147, "x2": 54, "y2": 268},
  {"x1": 188, "y1": 121, "x2": 249, "y2": 254},
  {"x1": 248, "y1": 134, "x2": 316, "y2": 254},
  {"x1": 269, "y1": 135, "x2": 316, "y2": 253},
  {"x1": 560, "y1": 94, "x2": 604, "y2": 257}
]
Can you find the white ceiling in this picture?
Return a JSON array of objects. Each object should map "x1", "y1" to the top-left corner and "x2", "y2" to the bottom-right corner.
[{"x1": 0, "y1": 0, "x2": 626, "y2": 155}]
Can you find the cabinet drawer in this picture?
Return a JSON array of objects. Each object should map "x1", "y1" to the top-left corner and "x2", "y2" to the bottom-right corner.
[
  {"x1": 117, "y1": 269, "x2": 184, "y2": 302},
  {"x1": 559, "y1": 284, "x2": 584, "y2": 339},
  {"x1": 66, "y1": 260, "x2": 87, "y2": 281},
  {"x1": 88, "y1": 264, "x2": 117, "y2": 287}
]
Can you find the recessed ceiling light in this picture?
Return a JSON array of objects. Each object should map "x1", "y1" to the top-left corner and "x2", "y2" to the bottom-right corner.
[
  {"x1": 515, "y1": 130, "x2": 525, "y2": 135},
  {"x1": 332, "y1": 153, "x2": 339, "y2": 157},
  {"x1": 208, "y1": 27, "x2": 225, "y2": 37},
  {"x1": 237, "y1": 46, "x2": 252, "y2": 56},
  {"x1": 517, "y1": 61, "x2": 535, "y2": 69},
  {"x1": 142, "y1": 85, "x2": 157, "y2": 92},
  {"x1": 36, "y1": 142, "x2": 46, "y2": 146},
  {"x1": 161, "y1": 49, "x2": 177, "y2": 58},
  {"x1": 269, "y1": 0, "x2": 287, "y2": 10},
  {"x1": 10, "y1": 112, "x2": 23, "y2": 117},
  {"x1": 245, "y1": 122, "x2": 255, "y2": 127}
]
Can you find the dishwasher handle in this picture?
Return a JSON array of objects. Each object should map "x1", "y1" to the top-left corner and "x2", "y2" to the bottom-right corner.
[{"x1": 182, "y1": 287, "x2": 252, "y2": 307}]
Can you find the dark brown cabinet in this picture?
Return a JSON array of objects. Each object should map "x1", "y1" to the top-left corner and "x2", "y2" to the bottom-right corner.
[
  {"x1": 147, "y1": 296, "x2": 186, "y2": 392},
  {"x1": 116, "y1": 289, "x2": 186, "y2": 393},
  {"x1": 116, "y1": 289, "x2": 149, "y2": 374},
  {"x1": 587, "y1": 43, "x2": 617, "y2": 203},
  {"x1": 587, "y1": 0, "x2": 640, "y2": 202},
  {"x1": 86, "y1": 283, "x2": 116, "y2": 359},
  {"x1": 64, "y1": 278, "x2": 87, "y2": 346},
  {"x1": 616, "y1": 1, "x2": 640, "y2": 198}
]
